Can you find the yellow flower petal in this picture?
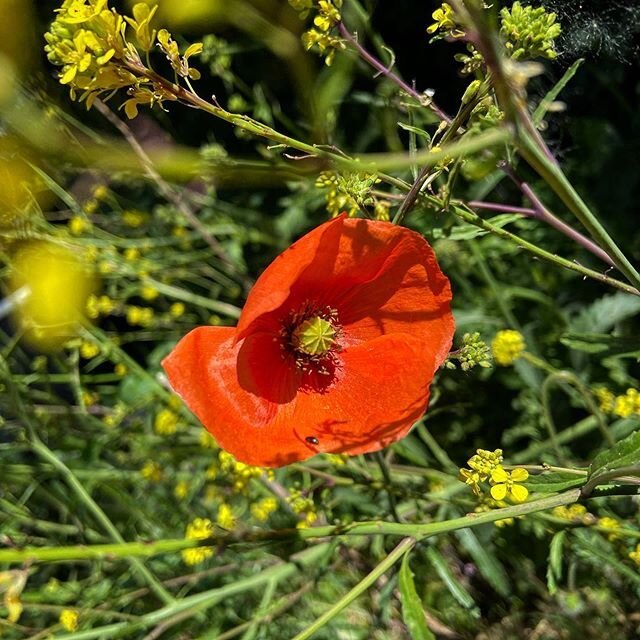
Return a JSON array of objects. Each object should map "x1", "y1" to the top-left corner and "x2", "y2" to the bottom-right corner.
[
  {"x1": 490, "y1": 484, "x2": 508, "y2": 501},
  {"x1": 510, "y1": 484, "x2": 529, "y2": 503},
  {"x1": 511, "y1": 468, "x2": 529, "y2": 482},
  {"x1": 491, "y1": 466, "x2": 508, "y2": 483}
]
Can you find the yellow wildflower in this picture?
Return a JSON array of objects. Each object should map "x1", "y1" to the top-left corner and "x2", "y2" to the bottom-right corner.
[
  {"x1": 325, "y1": 453, "x2": 347, "y2": 465},
  {"x1": 0, "y1": 570, "x2": 27, "y2": 623},
  {"x1": 140, "y1": 460, "x2": 163, "y2": 482},
  {"x1": 594, "y1": 387, "x2": 615, "y2": 413},
  {"x1": 126, "y1": 305, "x2": 154, "y2": 327},
  {"x1": 79, "y1": 340, "x2": 100, "y2": 359},
  {"x1": 141, "y1": 284, "x2": 159, "y2": 300},
  {"x1": 115, "y1": 362, "x2": 127, "y2": 376},
  {"x1": 122, "y1": 210, "x2": 147, "y2": 228},
  {"x1": 182, "y1": 518, "x2": 214, "y2": 565},
  {"x1": 598, "y1": 516, "x2": 621, "y2": 541},
  {"x1": 216, "y1": 503, "x2": 236, "y2": 530},
  {"x1": 124, "y1": 247, "x2": 140, "y2": 261},
  {"x1": 552, "y1": 504, "x2": 594, "y2": 525},
  {"x1": 154, "y1": 408, "x2": 179, "y2": 435},
  {"x1": 68, "y1": 215, "x2": 91, "y2": 235},
  {"x1": 92, "y1": 184, "x2": 109, "y2": 200},
  {"x1": 613, "y1": 388, "x2": 640, "y2": 418},
  {"x1": 170, "y1": 302, "x2": 186, "y2": 317},
  {"x1": 251, "y1": 497, "x2": 278, "y2": 522},
  {"x1": 489, "y1": 466, "x2": 529, "y2": 503},
  {"x1": 199, "y1": 430, "x2": 217, "y2": 449},
  {"x1": 59, "y1": 609, "x2": 79, "y2": 632},
  {"x1": 174, "y1": 480, "x2": 189, "y2": 500},
  {"x1": 629, "y1": 544, "x2": 640, "y2": 566},
  {"x1": 491, "y1": 329, "x2": 525, "y2": 366},
  {"x1": 427, "y1": 3, "x2": 463, "y2": 37}
]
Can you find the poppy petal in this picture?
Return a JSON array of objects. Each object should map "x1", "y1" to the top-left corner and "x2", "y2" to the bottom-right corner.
[{"x1": 162, "y1": 327, "x2": 436, "y2": 467}]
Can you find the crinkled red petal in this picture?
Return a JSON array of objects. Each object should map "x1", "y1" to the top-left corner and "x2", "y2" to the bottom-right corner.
[{"x1": 162, "y1": 326, "x2": 435, "y2": 467}]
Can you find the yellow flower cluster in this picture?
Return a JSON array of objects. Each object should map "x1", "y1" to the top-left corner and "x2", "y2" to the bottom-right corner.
[
  {"x1": 154, "y1": 408, "x2": 179, "y2": 435},
  {"x1": 218, "y1": 450, "x2": 266, "y2": 493},
  {"x1": 316, "y1": 170, "x2": 380, "y2": 218},
  {"x1": 140, "y1": 460, "x2": 163, "y2": 482},
  {"x1": 629, "y1": 544, "x2": 640, "y2": 566},
  {"x1": 174, "y1": 479, "x2": 189, "y2": 500},
  {"x1": 79, "y1": 340, "x2": 100, "y2": 359},
  {"x1": 86, "y1": 294, "x2": 116, "y2": 319},
  {"x1": 250, "y1": 497, "x2": 278, "y2": 522},
  {"x1": 216, "y1": 503, "x2": 236, "y2": 530},
  {"x1": 68, "y1": 215, "x2": 92, "y2": 235},
  {"x1": 598, "y1": 516, "x2": 621, "y2": 541},
  {"x1": 595, "y1": 387, "x2": 640, "y2": 418},
  {"x1": 491, "y1": 329, "x2": 525, "y2": 366},
  {"x1": 290, "y1": 0, "x2": 345, "y2": 66},
  {"x1": 459, "y1": 448, "x2": 529, "y2": 503},
  {"x1": 182, "y1": 518, "x2": 214, "y2": 565},
  {"x1": 552, "y1": 504, "x2": 594, "y2": 525},
  {"x1": 44, "y1": 1, "x2": 202, "y2": 116},
  {"x1": 287, "y1": 489, "x2": 318, "y2": 528},
  {"x1": 426, "y1": 3, "x2": 464, "y2": 39},
  {"x1": 59, "y1": 608, "x2": 79, "y2": 632},
  {"x1": 126, "y1": 305, "x2": 154, "y2": 327}
]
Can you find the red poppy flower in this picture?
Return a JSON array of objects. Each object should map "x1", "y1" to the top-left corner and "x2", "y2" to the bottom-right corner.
[{"x1": 162, "y1": 216, "x2": 454, "y2": 467}]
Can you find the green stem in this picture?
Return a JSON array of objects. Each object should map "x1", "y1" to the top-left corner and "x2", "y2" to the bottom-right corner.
[
  {"x1": 0, "y1": 489, "x2": 584, "y2": 565},
  {"x1": 581, "y1": 465, "x2": 640, "y2": 498},
  {"x1": 291, "y1": 537, "x2": 417, "y2": 640},
  {"x1": 518, "y1": 129, "x2": 640, "y2": 290}
]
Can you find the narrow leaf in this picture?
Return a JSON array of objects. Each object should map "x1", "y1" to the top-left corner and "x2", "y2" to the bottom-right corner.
[
  {"x1": 525, "y1": 472, "x2": 586, "y2": 493},
  {"x1": 533, "y1": 58, "x2": 584, "y2": 124},
  {"x1": 546, "y1": 530, "x2": 566, "y2": 595},
  {"x1": 425, "y1": 546, "x2": 479, "y2": 615},
  {"x1": 588, "y1": 430, "x2": 640, "y2": 482},
  {"x1": 399, "y1": 552, "x2": 435, "y2": 640}
]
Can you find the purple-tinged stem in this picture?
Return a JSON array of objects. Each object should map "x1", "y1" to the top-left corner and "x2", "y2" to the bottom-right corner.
[
  {"x1": 499, "y1": 167, "x2": 615, "y2": 267},
  {"x1": 468, "y1": 200, "x2": 537, "y2": 216},
  {"x1": 338, "y1": 22, "x2": 452, "y2": 124}
]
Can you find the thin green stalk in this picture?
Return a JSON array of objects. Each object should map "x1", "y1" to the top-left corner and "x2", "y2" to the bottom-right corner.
[
  {"x1": 0, "y1": 489, "x2": 584, "y2": 565},
  {"x1": 415, "y1": 423, "x2": 459, "y2": 474},
  {"x1": 28, "y1": 437, "x2": 175, "y2": 606},
  {"x1": 581, "y1": 465, "x2": 640, "y2": 498},
  {"x1": 518, "y1": 129, "x2": 640, "y2": 291},
  {"x1": 291, "y1": 537, "x2": 417, "y2": 640}
]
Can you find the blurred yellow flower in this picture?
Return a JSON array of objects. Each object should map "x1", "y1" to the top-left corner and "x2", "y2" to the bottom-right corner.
[
  {"x1": 8, "y1": 241, "x2": 97, "y2": 351},
  {"x1": 154, "y1": 408, "x2": 179, "y2": 435},
  {"x1": 182, "y1": 518, "x2": 214, "y2": 565},
  {"x1": 140, "y1": 460, "x2": 163, "y2": 482},
  {"x1": 216, "y1": 503, "x2": 236, "y2": 530},
  {"x1": 59, "y1": 608, "x2": 79, "y2": 632}
]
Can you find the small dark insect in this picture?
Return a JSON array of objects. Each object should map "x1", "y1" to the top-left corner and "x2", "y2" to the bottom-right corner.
[{"x1": 305, "y1": 436, "x2": 319, "y2": 445}]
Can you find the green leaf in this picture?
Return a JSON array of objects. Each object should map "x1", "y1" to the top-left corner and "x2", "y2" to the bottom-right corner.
[
  {"x1": 398, "y1": 122, "x2": 432, "y2": 141},
  {"x1": 525, "y1": 472, "x2": 586, "y2": 493},
  {"x1": 560, "y1": 332, "x2": 640, "y2": 359},
  {"x1": 455, "y1": 529, "x2": 511, "y2": 597},
  {"x1": 546, "y1": 530, "x2": 565, "y2": 595},
  {"x1": 399, "y1": 552, "x2": 435, "y2": 640},
  {"x1": 571, "y1": 292, "x2": 640, "y2": 334},
  {"x1": 449, "y1": 213, "x2": 521, "y2": 240},
  {"x1": 425, "y1": 546, "x2": 479, "y2": 616},
  {"x1": 533, "y1": 58, "x2": 584, "y2": 125},
  {"x1": 588, "y1": 430, "x2": 640, "y2": 482}
]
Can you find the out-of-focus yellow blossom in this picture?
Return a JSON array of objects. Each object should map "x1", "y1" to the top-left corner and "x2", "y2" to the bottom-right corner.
[
  {"x1": 0, "y1": 570, "x2": 28, "y2": 623},
  {"x1": 204, "y1": 485, "x2": 222, "y2": 504},
  {"x1": 126, "y1": 305, "x2": 154, "y2": 327},
  {"x1": 174, "y1": 479, "x2": 189, "y2": 500},
  {"x1": 141, "y1": 284, "x2": 159, "y2": 300},
  {"x1": 98, "y1": 259, "x2": 115, "y2": 274},
  {"x1": 613, "y1": 388, "x2": 640, "y2": 418},
  {"x1": 84, "y1": 245, "x2": 99, "y2": 262},
  {"x1": 629, "y1": 544, "x2": 640, "y2": 566},
  {"x1": 79, "y1": 340, "x2": 100, "y2": 359},
  {"x1": 122, "y1": 210, "x2": 148, "y2": 228},
  {"x1": 291, "y1": 0, "x2": 344, "y2": 65},
  {"x1": 489, "y1": 466, "x2": 529, "y2": 503},
  {"x1": 83, "y1": 199, "x2": 98, "y2": 214},
  {"x1": 182, "y1": 518, "x2": 214, "y2": 565},
  {"x1": 154, "y1": 408, "x2": 179, "y2": 435},
  {"x1": 475, "y1": 498, "x2": 514, "y2": 527},
  {"x1": 251, "y1": 497, "x2": 278, "y2": 522},
  {"x1": 140, "y1": 460, "x2": 163, "y2": 482},
  {"x1": 59, "y1": 609, "x2": 79, "y2": 632},
  {"x1": 68, "y1": 215, "x2": 91, "y2": 235},
  {"x1": 124, "y1": 247, "x2": 140, "y2": 261},
  {"x1": 81, "y1": 390, "x2": 97, "y2": 406},
  {"x1": 92, "y1": 184, "x2": 109, "y2": 200},
  {"x1": 218, "y1": 450, "x2": 264, "y2": 493},
  {"x1": 373, "y1": 200, "x2": 390, "y2": 222},
  {"x1": 200, "y1": 430, "x2": 217, "y2": 449},
  {"x1": 216, "y1": 503, "x2": 236, "y2": 530},
  {"x1": 491, "y1": 329, "x2": 525, "y2": 366},
  {"x1": 325, "y1": 453, "x2": 347, "y2": 465},
  {"x1": 157, "y1": 29, "x2": 203, "y2": 80},
  {"x1": 594, "y1": 387, "x2": 616, "y2": 414},
  {"x1": 598, "y1": 516, "x2": 621, "y2": 541},
  {"x1": 115, "y1": 362, "x2": 127, "y2": 376},
  {"x1": 552, "y1": 504, "x2": 594, "y2": 525},
  {"x1": 288, "y1": 489, "x2": 317, "y2": 528},
  {"x1": 169, "y1": 302, "x2": 185, "y2": 317},
  {"x1": 86, "y1": 294, "x2": 115, "y2": 319},
  {"x1": 9, "y1": 241, "x2": 97, "y2": 351},
  {"x1": 205, "y1": 463, "x2": 218, "y2": 481}
]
